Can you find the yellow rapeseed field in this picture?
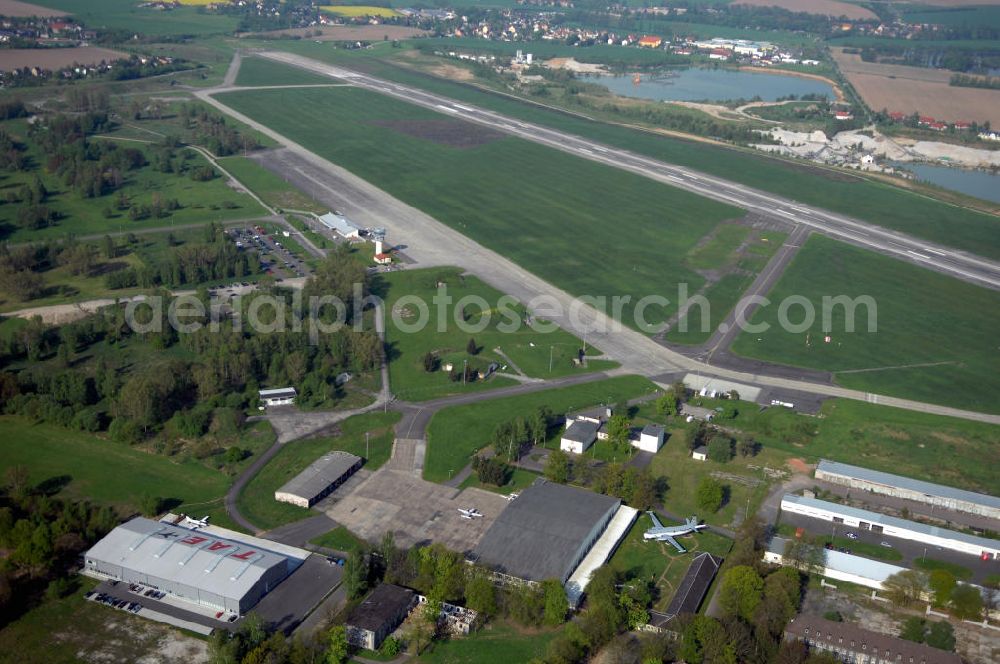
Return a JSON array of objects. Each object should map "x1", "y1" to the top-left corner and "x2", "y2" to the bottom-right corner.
[{"x1": 319, "y1": 5, "x2": 400, "y2": 17}]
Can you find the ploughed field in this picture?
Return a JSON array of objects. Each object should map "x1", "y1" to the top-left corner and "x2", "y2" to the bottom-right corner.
[{"x1": 217, "y1": 84, "x2": 742, "y2": 330}]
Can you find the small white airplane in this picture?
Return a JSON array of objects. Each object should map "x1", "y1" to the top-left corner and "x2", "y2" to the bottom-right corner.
[
  {"x1": 457, "y1": 508, "x2": 483, "y2": 519},
  {"x1": 643, "y1": 513, "x2": 706, "y2": 553}
]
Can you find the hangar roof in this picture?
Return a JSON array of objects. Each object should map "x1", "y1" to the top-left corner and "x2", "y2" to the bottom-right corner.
[
  {"x1": 816, "y1": 459, "x2": 1000, "y2": 509},
  {"x1": 782, "y1": 494, "x2": 1000, "y2": 551},
  {"x1": 85, "y1": 517, "x2": 289, "y2": 601},
  {"x1": 472, "y1": 480, "x2": 620, "y2": 582},
  {"x1": 276, "y1": 451, "x2": 362, "y2": 502}
]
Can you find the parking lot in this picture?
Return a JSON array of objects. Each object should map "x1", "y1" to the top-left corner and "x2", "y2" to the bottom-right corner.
[
  {"x1": 85, "y1": 552, "x2": 343, "y2": 635},
  {"x1": 228, "y1": 225, "x2": 314, "y2": 282},
  {"x1": 324, "y1": 468, "x2": 511, "y2": 554},
  {"x1": 779, "y1": 512, "x2": 1000, "y2": 585}
]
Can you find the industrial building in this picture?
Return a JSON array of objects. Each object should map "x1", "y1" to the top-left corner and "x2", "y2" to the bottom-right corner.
[
  {"x1": 318, "y1": 212, "x2": 362, "y2": 239},
  {"x1": 274, "y1": 451, "x2": 363, "y2": 508},
  {"x1": 345, "y1": 584, "x2": 417, "y2": 651},
  {"x1": 780, "y1": 494, "x2": 1000, "y2": 559},
  {"x1": 665, "y1": 552, "x2": 721, "y2": 617},
  {"x1": 83, "y1": 517, "x2": 293, "y2": 614},
  {"x1": 785, "y1": 614, "x2": 963, "y2": 664},
  {"x1": 815, "y1": 459, "x2": 1000, "y2": 521},
  {"x1": 259, "y1": 387, "x2": 297, "y2": 407},
  {"x1": 635, "y1": 424, "x2": 665, "y2": 453},
  {"x1": 472, "y1": 480, "x2": 623, "y2": 588},
  {"x1": 765, "y1": 536, "x2": 910, "y2": 591}
]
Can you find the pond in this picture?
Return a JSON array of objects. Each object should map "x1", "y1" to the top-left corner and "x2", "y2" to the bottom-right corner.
[
  {"x1": 894, "y1": 162, "x2": 1000, "y2": 205},
  {"x1": 580, "y1": 67, "x2": 836, "y2": 103}
]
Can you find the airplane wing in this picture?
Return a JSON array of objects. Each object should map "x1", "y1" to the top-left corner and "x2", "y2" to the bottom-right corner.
[
  {"x1": 648, "y1": 512, "x2": 663, "y2": 529},
  {"x1": 662, "y1": 535, "x2": 686, "y2": 554}
]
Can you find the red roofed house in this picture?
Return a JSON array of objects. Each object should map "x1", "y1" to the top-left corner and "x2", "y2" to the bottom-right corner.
[
  {"x1": 834, "y1": 110, "x2": 853, "y2": 121},
  {"x1": 954, "y1": 121, "x2": 971, "y2": 130},
  {"x1": 638, "y1": 35, "x2": 662, "y2": 48},
  {"x1": 928, "y1": 121, "x2": 948, "y2": 131},
  {"x1": 374, "y1": 253, "x2": 392, "y2": 265},
  {"x1": 918, "y1": 115, "x2": 935, "y2": 126},
  {"x1": 888, "y1": 111, "x2": 906, "y2": 122},
  {"x1": 708, "y1": 48, "x2": 729, "y2": 60}
]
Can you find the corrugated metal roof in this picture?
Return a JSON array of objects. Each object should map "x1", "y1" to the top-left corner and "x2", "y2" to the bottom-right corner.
[
  {"x1": 318, "y1": 212, "x2": 361, "y2": 236},
  {"x1": 259, "y1": 387, "x2": 297, "y2": 398},
  {"x1": 781, "y1": 494, "x2": 1000, "y2": 550},
  {"x1": 768, "y1": 536, "x2": 905, "y2": 583},
  {"x1": 816, "y1": 459, "x2": 1000, "y2": 509},
  {"x1": 85, "y1": 518, "x2": 289, "y2": 601},
  {"x1": 276, "y1": 451, "x2": 362, "y2": 502},
  {"x1": 664, "y1": 552, "x2": 720, "y2": 618},
  {"x1": 473, "y1": 480, "x2": 620, "y2": 582}
]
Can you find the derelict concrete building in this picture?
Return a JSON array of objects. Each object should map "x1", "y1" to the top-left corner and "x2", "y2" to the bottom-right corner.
[{"x1": 274, "y1": 451, "x2": 363, "y2": 508}]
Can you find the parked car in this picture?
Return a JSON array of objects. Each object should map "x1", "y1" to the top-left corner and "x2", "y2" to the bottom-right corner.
[
  {"x1": 880, "y1": 541, "x2": 893, "y2": 548},
  {"x1": 845, "y1": 533, "x2": 858, "y2": 540}
]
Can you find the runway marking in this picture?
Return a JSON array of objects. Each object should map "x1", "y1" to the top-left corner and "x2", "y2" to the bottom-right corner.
[
  {"x1": 907, "y1": 250, "x2": 930, "y2": 261},
  {"x1": 436, "y1": 104, "x2": 458, "y2": 113},
  {"x1": 925, "y1": 248, "x2": 947, "y2": 256}
]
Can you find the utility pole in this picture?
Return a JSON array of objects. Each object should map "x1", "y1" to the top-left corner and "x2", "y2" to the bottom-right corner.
[
  {"x1": 549, "y1": 345, "x2": 554, "y2": 373},
  {"x1": 366, "y1": 431, "x2": 370, "y2": 459},
  {"x1": 463, "y1": 359, "x2": 467, "y2": 385}
]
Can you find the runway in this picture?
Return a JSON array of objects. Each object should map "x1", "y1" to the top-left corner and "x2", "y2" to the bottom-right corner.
[{"x1": 257, "y1": 51, "x2": 1000, "y2": 292}]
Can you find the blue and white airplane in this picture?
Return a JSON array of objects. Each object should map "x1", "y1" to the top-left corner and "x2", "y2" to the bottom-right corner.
[{"x1": 643, "y1": 513, "x2": 706, "y2": 553}]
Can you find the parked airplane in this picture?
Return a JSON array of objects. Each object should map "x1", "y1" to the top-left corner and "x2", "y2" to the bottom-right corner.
[
  {"x1": 643, "y1": 513, "x2": 706, "y2": 553},
  {"x1": 457, "y1": 508, "x2": 483, "y2": 519}
]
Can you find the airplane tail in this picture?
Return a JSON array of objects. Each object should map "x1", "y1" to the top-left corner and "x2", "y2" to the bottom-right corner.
[{"x1": 687, "y1": 516, "x2": 699, "y2": 528}]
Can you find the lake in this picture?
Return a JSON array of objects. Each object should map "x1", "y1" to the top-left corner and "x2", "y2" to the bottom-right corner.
[
  {"x1": 581, "y1": 68, "x2": 836, "y2": 103},
  {"x1": 895, "y1": 162, "x2": 1000, "y2": 205}
]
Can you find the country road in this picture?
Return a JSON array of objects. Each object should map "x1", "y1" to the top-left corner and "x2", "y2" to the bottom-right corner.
[{"x1": 192, "y1": 56, "x2": 1000, "y2": 426}]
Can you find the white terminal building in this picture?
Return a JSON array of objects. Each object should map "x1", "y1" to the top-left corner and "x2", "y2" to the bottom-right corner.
[
  {"x1": 780, "y1": 494, "x2": 1000, "y2": 559},
  {"x1": 814, "y1": 459, "x2": 1000, "y2": 521},
  {"x1": 84, "y1": 517, "x2": 298, "y2": 614}
]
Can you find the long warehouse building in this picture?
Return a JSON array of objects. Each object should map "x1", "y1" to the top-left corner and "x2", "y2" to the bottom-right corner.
[
  {"x1": 780, "y1": 494, "x2": 1000, "y2": 559},
  {"x1": 84, "y1": 517, "x2": 293, "y2": 614},
  {"x1": 815, "y1": 459, "x2": 1000, "y2": 521},
  {"x1": 274, "y1": 451, "x2": 363, "y2": 508}
]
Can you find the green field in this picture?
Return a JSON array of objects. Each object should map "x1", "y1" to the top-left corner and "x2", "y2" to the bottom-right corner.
[
  {"x1": 913, "y1": 557, "x2": 973, "y2": 580},
  {"x1": 423, "y1": 375, "x2": 657, "y2": 482},
  {"x1": 0, "y1": 415, "x2": 231, "y2": 519},
  {"x1": 416, "y1": 621, "x2": 562, "y2": 664},
  {"x1": 235, "y1": 55, "x2": 336, "y2": 87},
  {"x1": 381, "y1": 267, "x2": 617, "y2": 401},
  {"x1": 609, "y1": 513, "x2": 733, "y2": 610},
  {"x1": 0, "y1": 578, "x2": 201, "y2": 664},
  {"x1": 634, "y1": 396, "x2": 1000, "y2": 496},
  {"x1": 218, "y1": 156, "x2": 326, "y2": 213},
  {"x1": 901, "y1": 6, "x2": 1000, "y2": 29},
  {"x1": 730, "y1": 235, "x2": 1000, "y2": 413},
  {"x1": 459, "y1": 466, "x2": 540, "y2": 495},
  {"x1": 311, "y1": 525, "x2": 366, "y2": 554},
  {"x1": 216, "y1": 85, "x2": 741, "y2": 331},
  {"x1": 236, "y1": 411, "x2": 400, "y2": 531},
  {"x1": 39, "y1": 0, "x2": 240, "y2": 36},
  {"x1": 0, "y1": 120, "x2": 266, "y2": 243},
  {"x1": 262, "y1": 44, "x2": 1000, "y2": 259}
]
